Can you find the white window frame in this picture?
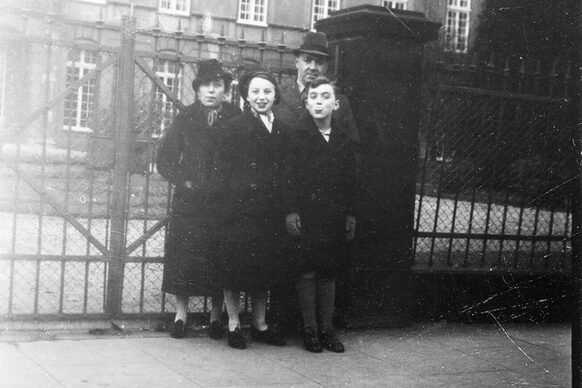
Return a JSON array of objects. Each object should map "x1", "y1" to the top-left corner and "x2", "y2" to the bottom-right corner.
[
  {"x1": 0, "y1": 48, "x2": 6, "y2": 129},
  {"x1": 311, "y1": 0, "x2": 340, "y2": 29},
  {"x1": 381, "y1": 0, "x2": 407, "y2": 10},
  {"x1": 154, "y1": 60, "x2": 182, "y2": 138},
  {"x1": 445, "y1": 0, "x2": 471, "y2": 53},
  {"x1": 158, "y1": 0, "x2": 190, "y2": 16},
  {"x1": 74, "y1": 0, "x2": 106, "y2": 4},
  {"x1": 63, "y1": 49, "x2": 98, "y2": 133},
  {"x1": 237, "y1": 0, "x2": 268, "y2": 27}
]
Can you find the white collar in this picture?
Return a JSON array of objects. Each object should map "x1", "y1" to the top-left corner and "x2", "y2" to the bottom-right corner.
[
  {"x1": 252, "y1": 110, "x2": 275, "y2": 133},
  {"x1": 319, "y1": 127, "x2": 331, "y2": 142}
]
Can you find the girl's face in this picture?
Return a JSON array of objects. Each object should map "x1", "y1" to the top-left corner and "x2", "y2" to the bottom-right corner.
[
  {"x1": 247, "y1": 77, "x2": 276, "y2": 114},
  {"x1": 198, "y1": 79, "x2": 226, "y2": 109}
]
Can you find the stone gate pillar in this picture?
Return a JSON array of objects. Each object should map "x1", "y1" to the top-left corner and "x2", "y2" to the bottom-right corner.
[{"x1": 316, "y1": 6, "x2": 440, "y2": 327}]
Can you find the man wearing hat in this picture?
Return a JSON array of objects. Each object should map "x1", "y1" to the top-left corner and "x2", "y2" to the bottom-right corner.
[
  {"x1": 273, "y1": 31, "x2": 360, "y2": 144},
  {"x1": 157, "y1": 59, "x2": 241, "y2": 340},
  {"x1": 270, "y1": 32, "x2": 360, "y2": 334}
]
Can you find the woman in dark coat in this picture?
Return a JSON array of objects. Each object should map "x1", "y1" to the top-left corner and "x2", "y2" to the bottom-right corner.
[
  {"x1": 156, "y1": 59, "x2": 240, "y2": 339},
  {"x1": 288, "y1": 76, "x2": 357, "y2": 353},
  {"x1": 214, "y1": 69, "x2": 294, "y2": 349}
]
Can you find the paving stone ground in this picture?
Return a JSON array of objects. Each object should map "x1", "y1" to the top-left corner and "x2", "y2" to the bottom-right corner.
[{"x1": 0, "y1": 321, "x2": 570, "y2": 387}]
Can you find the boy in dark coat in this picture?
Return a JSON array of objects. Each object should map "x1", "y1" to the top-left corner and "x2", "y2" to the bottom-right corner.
[
  {"x1": 287, "y1": 76, "x2": 357, "y2": 353},
  {"x1": 156, "y1": 59, "x2": 240, "y2": 339}
]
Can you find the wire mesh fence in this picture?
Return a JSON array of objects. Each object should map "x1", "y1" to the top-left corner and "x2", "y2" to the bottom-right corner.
[
  {"x1": 414, "y1": 55, "x2": 574, "y2": 272},
  {"x1": 0, "y1": 16, "x2": 576, "y2": 321},
  {"x1": 0, "y1": 17, "x2": 297, "y2": 319}
]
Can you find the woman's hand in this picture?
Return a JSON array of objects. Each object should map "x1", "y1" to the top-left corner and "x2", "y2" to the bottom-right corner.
[{"x1": 286, "y1": 213, "x2": 301, "y2": 237}]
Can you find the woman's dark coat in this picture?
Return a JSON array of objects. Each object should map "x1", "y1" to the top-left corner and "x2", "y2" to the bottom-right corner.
[
  {"x1": 213, "y1": 110, "x2": 295, "y2": 291},
  {"x1": 290, "y1": 115, "x2": 357, "y2": 276},
  {"x1": 156, "y1": 101, "x2": 241, "y2": 296}
]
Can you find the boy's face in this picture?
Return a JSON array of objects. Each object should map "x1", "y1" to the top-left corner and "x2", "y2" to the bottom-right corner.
[
  {"x1": 305, "y1": 83, "x2": 339, "y2": 120},
  {"x1": 198, "y1": 79, "x2": 226, "y2": 108}
]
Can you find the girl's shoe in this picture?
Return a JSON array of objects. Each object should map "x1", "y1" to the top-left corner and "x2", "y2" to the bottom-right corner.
[
  {"x1": 250, "y1": 326, "x2": 286, "y2": 346},
  {"x1": 170, "y1": 319, "x2": 186, "y2": 339},
  {"x1": 227, "y1": 327, "x2": 247, "y2": 349}
]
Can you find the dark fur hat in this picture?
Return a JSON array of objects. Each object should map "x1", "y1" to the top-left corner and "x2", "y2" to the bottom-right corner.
[{"x1": 192, "y1": 59, "x2": 233, "y2": 91}]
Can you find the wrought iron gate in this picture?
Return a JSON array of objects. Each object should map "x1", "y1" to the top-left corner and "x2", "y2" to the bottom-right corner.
[
  {"x1": 414, "y1": 57, "x2": 575, "y2": 274},
  {"x1": 0, "y1": 15, "x2": 296, "y2": 320}
]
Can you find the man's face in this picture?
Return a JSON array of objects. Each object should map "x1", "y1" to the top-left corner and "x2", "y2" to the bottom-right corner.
[
  {"x1": 305, "y1": 83, "x2": 338, "y2": 120},
  {"x1": 295, "y1": 53, "x2": 328, "y2": 86},
  {"x1": 198, "y1": 79, "x2": 226, "y2": 108}
]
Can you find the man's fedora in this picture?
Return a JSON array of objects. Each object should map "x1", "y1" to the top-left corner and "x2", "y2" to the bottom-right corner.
[
  {"x1": 293, "y1": 31, "x2": 330, "y2": 58},
  {"x1": 192, "y1": 59, "x2": 233, "y2": 90}
]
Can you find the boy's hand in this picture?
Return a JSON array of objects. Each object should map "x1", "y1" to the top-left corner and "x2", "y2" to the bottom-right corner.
[
  {"x1": 286, "y1": 213, "x2": 302, "y2": 237},
  {"x1": 345, "y1": 215, "x2": 356, "y2": 240}
]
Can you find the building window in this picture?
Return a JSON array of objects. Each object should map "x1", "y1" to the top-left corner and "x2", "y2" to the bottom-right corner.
[
  {"x1": 64, "y1": 50, "x2": 98, "y2": 132},
  {"x1": 75, "y1": 0, "x2": 106, "y2": 4},
  {"x1": 154, "y1": 60, "x2": 182, "y2": 138},
  {"x1": 237, "y1": 0, "x2": 268, "y2": 27},
  {"x1": 311, "y1": 0, "x2": 340, "y2": 29},
  {"x1": 0, "y1": 48, "x2": 6, "y2": 127},
  {"x1": 445, "y1": 0, "x2": 471, "y2": 53},
  {"x1": 159, "y1": 0, "x2": 190, "y2": 16},
  {"x1": 381, "y1": 0, "x2": 407, "y2": 10}
]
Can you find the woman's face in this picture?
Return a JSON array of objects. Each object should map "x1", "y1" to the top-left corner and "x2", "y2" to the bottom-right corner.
[
  {"x1": 247, "y1": 77, "x2": 276, "y2": 114},
  {"x1": 198, "y1": 79, "x2": 226, "y2": 109}
]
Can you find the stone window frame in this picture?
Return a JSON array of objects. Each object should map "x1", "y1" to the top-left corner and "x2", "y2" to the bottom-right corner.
[
  {"x1": 237, "y1": 0, "x2": 269, "y2": 27},
  {"x1": 158, "y1": 0, "x2": 190, "y2": 16},
  {"x1": 311, "y1": 0, "x2": 340, "y2": 30},
  {"x1": 445, "y1": 0, "x2": 471, "y2": 53},
  {"x1": 381, "y1": 0, "x2": 408, "y2": 10},
  {"x1": 63, "y1": 49, "x2": 99, "y2": 133}
]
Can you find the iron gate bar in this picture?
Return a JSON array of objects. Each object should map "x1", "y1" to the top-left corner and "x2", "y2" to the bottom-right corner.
[
  {"x1": 514, "y1": 200, "x2": 526, "y2": 269},
  {"x1": 480, "y1": 192, "x2": 494, "y2": 268},
  {"x1": 33, "y1": 36, "x2": 54, "y2": 316},
  {"x1": 125, "y1": 216, "x2": 170, "y2": 255},
  {"x1": 134, "y1": 55, "x2": 186, "y2": 111},
  {"x1": 8, "y1": 165, "x2": 109, "y2": 255},
  {"x1": 105, "y1": 15, "x2": 134, "y2": 316},
  {"x1": 17, "y1": 54, "x2": 118, "y2": 129},
  {"x1": 463, "y1": 189, "x2": 477, "y2": 268},
  {"x1": 415, "y1": 231, "x2": 568, "y2": 241},
  {"x1": 0, "y1": 255, "x2": 116, "y2": 262},
  {"x1": 410, "y1": 265, "x2": 571, "y2": 276},
  {"x1": 440, "y1": 84, "x2": 570, "y2": 104}
]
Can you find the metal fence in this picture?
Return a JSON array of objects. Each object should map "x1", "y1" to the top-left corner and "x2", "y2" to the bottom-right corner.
[
  {"x1": 0, "y1": 15, "x2": 297, "y2": 320},
  {"x1": 0, "y1": 16, "x2": 576, "y2": 321},
  {"x1": 414, "y1": 55, "x2": 574, "y2": 274}
]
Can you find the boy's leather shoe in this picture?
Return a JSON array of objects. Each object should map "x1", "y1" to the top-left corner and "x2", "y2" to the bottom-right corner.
[{"x1": 319, "y1": 330, "x2": 345, "y2": 353}]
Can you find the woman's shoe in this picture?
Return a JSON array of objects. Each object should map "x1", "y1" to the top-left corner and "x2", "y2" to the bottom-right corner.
[
  {"x1": 250, "y1": 326, "x2": 286, "y2": 346},
  {"x1": 170, "y1": 319, "x2": 186, "y2": 339},
  {"x1": 319, "y1": 330, "x2": 345, "y2": 353},
  {"x1": 302, "y1": 327, "x2": 323, "y2": 353},
  {"x1": 227, "y1": 327, "x2": 247, "y2": 349},
  {"x1": 209, "y1": 320, "x2": 223, "y2": 340}
]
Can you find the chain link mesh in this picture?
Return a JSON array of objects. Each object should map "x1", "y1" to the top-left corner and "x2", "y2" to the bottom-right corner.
[{"x1": 416, "y1": 59, "x2": 573, "y2": 271}]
